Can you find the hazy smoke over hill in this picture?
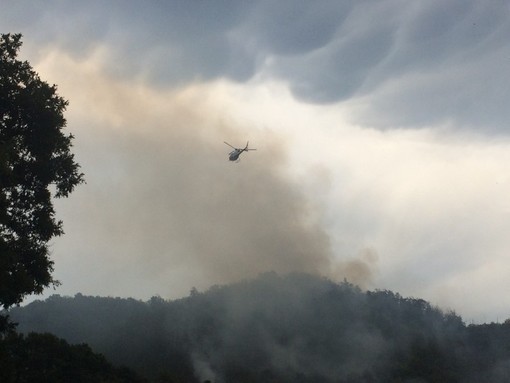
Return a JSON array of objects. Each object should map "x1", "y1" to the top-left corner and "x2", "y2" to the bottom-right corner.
[{"x1": 11, "y1": 273, "x2": 510, "y2": 382}]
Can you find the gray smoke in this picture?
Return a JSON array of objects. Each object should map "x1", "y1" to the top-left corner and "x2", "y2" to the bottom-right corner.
[{"x1": 51, "y1": 83, "x2": 371, "y2": 298}]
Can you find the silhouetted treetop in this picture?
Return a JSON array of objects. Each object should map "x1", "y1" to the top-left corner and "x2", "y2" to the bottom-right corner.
[{"x1": 0, "y1": 33, "x2": 84, "y2": 310}]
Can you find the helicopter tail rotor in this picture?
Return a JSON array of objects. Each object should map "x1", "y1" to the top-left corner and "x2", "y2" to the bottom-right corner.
[{"x1": 245, "y1": 141, "x2": 256, "y2": 151}]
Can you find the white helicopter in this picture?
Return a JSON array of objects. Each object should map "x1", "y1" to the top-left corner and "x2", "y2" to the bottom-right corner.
[{"x1": 224, "y1": 141, "x2": 256, "y2": 162}]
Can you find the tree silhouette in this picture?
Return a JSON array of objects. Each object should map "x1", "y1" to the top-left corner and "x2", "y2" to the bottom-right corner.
[{"x1": 0, "y1": 33, "x2": 84, "y2": 311}]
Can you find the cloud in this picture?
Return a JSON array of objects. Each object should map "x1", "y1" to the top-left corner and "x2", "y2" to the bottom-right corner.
[
  {"x1": 240, "y1": 0, "x2": 352, "y2": 56},
  {"x1": 2, "y1": 1, "x2": 256, "y2": 84},
  {"x1": 263, "y1": 0, "x2": 510, "y2": 131},
  {"x1": 4, "y1": 1, "x2": 510, "y2": 132}
]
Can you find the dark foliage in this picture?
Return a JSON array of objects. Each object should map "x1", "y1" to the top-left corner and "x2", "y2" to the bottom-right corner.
[
  {"x1": 0, "y1": 33, "x2": 84, "y2": 310},
  {"x1": 10, "y1": 273, "x2": 510, "y2": 382},
  {"x1": 0, "y1": 331, "x2": 145, "y2": 383}
]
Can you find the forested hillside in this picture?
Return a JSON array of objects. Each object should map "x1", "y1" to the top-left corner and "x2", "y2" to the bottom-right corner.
[{"x1": 9, "y1": 273, "x2": 510, "y2": 382}]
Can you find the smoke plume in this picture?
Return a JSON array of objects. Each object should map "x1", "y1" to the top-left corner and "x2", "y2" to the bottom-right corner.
[{"x1": 44, "y1": 54, "x2": 371, "y2": 298}]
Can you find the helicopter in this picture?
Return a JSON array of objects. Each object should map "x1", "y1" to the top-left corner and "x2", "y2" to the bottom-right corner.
[{"x1": 224, "y1": 141, "x2": 256, "y2": 162}]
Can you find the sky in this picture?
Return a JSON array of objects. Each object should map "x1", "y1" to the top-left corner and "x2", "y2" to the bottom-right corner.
[{"x1": 2, "y1": 0, "x2": 510, "y2": 323}]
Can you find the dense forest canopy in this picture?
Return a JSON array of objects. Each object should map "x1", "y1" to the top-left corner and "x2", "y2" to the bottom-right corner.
[
  {"x1": 0, "y1": 331, "x2": 145, "y2": 383},
  {"x1": 9, "y1": 273, "x2": 510, "y2": 382}
]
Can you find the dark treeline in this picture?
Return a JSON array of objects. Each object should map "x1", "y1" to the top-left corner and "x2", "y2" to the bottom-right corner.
[
  {"x1": 0, "y1": 331, "x2": 145, "y2": 383},
  {"x1": 8, "y1": 273, "x2": 510, "y2": 382}
]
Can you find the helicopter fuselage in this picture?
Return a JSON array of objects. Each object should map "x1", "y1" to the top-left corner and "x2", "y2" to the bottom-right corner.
[{"x1": 229, "y1": 149, "x2": 243, "y2": 161}]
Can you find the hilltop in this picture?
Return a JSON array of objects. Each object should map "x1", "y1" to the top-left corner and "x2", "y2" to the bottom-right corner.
[{"x1": 9, "y1": 273, "x2": 510, "y2": 382}]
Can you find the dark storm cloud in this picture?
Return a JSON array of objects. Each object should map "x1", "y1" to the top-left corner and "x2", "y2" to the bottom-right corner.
[
  {"x1": 1, "y1": 0, "x2": 256, "y2": 83},
  {"x1": 3, "y1": 0, "x2": 510, "y2": 131},
  {"x1": 349, "y1": 0, "x2": 510, "y2": 131},
  {"x1": 240, "y1": 0, "x2": 353, "y2": 56},
  {"x1": 281, "y1": 22, "x2": 395, "y2": 103}
]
